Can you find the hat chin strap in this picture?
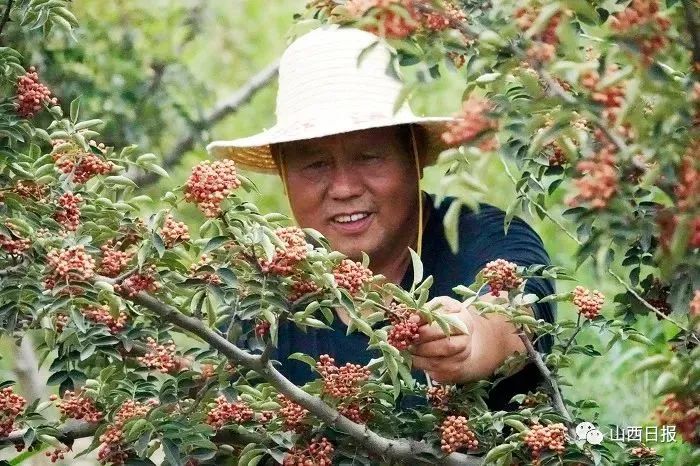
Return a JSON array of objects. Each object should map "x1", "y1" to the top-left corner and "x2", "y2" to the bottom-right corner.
[{"x1": 278, "y1": 125, "x2": 423, "y2": 258}]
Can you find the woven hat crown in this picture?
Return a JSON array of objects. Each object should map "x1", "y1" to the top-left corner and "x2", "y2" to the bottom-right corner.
[
  {"x1": 275, "y1": 25, "x2": 414, "y2": 126},
  {"x1": 206, "y1": 25, "x2": 453, "y2": 173}
]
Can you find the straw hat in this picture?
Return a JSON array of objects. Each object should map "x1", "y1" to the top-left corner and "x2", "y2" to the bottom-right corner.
[{"x1": 206, "y1": 24, "x2": 455, "y2": 174}]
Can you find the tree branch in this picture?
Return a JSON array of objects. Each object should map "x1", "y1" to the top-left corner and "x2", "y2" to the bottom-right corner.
[
  {"x1": 681, "y1": 0, "x2": 700, "y2": 68},
  {"x1": 517, "y1": 332, "x2": 573, "y2": 431},
  {"x1": 110, "y1": 281, "x2": 482, "y2": 465},
  {"x1": 130, "y1": 60, "x2": 280, "y2": 187},
  {"x1": 0, "y1": 0, "x2": 13, "y2": 37}
]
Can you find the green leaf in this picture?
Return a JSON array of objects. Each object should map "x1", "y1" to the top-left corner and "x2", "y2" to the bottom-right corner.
[
  {"x1": 203, "y1": 236, "x2": 228, "y2": 254},
  {"x1": 408, "y1": 248, "x2": 423, "y2": 290},
  {"x1": 162, "y1": 438, "x2": 183, "y2": 466},
  {"x1": 287, "y1": 353, "x2": 316, "y2": 368},
  {"x1": 70, "y1": 97, "x2": 80, "y2": 123},
  {"x1": 104, "y1": 176, "x2": 138, "y2": 188},
  {"x1": 443, "y1": 200, "x2": 461, "y2": 254}
]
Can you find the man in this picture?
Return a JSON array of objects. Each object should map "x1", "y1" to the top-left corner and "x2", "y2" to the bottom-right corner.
[{"x1": 207, "y1": 25, "x2": 554, "y2": 410}]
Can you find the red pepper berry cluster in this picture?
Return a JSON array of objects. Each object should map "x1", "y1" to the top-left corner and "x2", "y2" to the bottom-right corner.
[
  {"x1": 611, "y1": 0, "x2": 670, "y2": 64},
  {"x1": 0, "y1": 232, "x2": 30, "y2": 257},
  {"x1": 524, "y1": 423, "x2": 568, "y2": 462},
  {"x1": 656, "y1": 393, "x2": 699, "y2": 444},
  {"x1": 441, "y1": 96, "x2": 498, "y2": 147},
  {"x1": 333, "y1": 259, "x2": 372, "y2": 295},
  {"x1": 675, "y1": 143, "x2": 699, "y2": 212},
  {"x1": 419, "y1": 0, "x2": 467, "y2": 32},
  {"x1": 43, "y1": 245, "x2": 96, "y2": 293},
  {"x1": 98, "y1": 240, "x2": 134, "y2": 278},
  {"x1": 277, "y1": 394, "x2": 309, "y2": 433},
  {"x1": 630, "y1": 444, "x2": 657, "y2": 458},
  {"x1": 45, "y1": 447, "x2": 69, "y2": 463},
  {"x1": 427, "y1": 385, "x2": 452, "y2": 410},
  {"x1": 136, "y1": 337, "x2": 179, "y2": 373},
  {"x1": 97, "y1": 399, "x2": 157, "y2": 466},
  {"x1": 572, "y1": 145, "x2": 618, "y2": 209},
  {"x1": 289, "y1": 276, "x2": 321, "y2": 301},
  {"x1": 439, "y1": 415, "x2": 479, "y2": 453},
  {"x1": 51, "y1": 390, "x2": 103, "y2": 423},
  {"x1": 82, "y1": 305, "x2": 128, "y2": 333},
  {"x1": 572, "y1": 285, "x2": 605, "y2": 319},
  {"x1": 482, "y1": 259, "x2": 523, "y2": 295},
  {"x1": 198, "y1": 363, "x2": 218, "y2": 380},
  {"x1": 0, "y1": 386, "x2": 27, "y2": 437},
  {"x1": 521, "y1": 391, "x2": 550, "y2": 408},
  {"x1": 184, "y1": 159, "x2": 242, "y2": 218},
  {"x1": 580, "y1": 71, "x2": 626, "y2": 124},
  {"x1": 12, "y1": 180, "x2": 47, "y2": 201},
  {"x1": 346, "y1": 0, "x2": 420, "y2": 39},
  {"x1": 54, "y1": 313, "x2": 69, "y2": 333},
  {"x1": 338, "y1": 402, "x2": 372, "y2": 423},
  {"x1": 387, "y1": 302, "x2": 420, "y2": 350},
  {"x1": 161, "y1": 214, "x2": 190, "y2": 248},
  {"x1": 259, "y1": 227, "x2": 308, "y2": 275},
  {"x1": 115, "y1": 265, "x2": 160, "y2": 297},
  {"x1": 259, "y1": 410, "x2": 275, "y2": 423},
  {"x1": 51, "y1": 139, "x2": 113, "y2": 184},
  {"x1": 54, "y1": 192, "x2": 82, "y2": 231},
  {"x1": 188, "y1": 255, "x2": 223, "y2": 285},
  {"x1": 515, "y1": 6, "x2": 562, "y2": 62},
  {"x1": 283, "y1": 437, "x2": 334, "y2": 466},
  {"x1": 547, "y1": 142, "x2": 568, "y2": 167},
  {"x1": 255, "y1": 320, "x2": 270, "y2": 337},
  {"x1": 15, "y1": 66, "x2": 57, "y2": 118},
  {"x1": 206, "y1": 395, "x2": 254, "y2": 430},
  {"x1": 316, "y1": 354, "x2": 370, "y2": 399},
  {"x1": 691, "y1": 290, "x2": 700, "y2": 320}
]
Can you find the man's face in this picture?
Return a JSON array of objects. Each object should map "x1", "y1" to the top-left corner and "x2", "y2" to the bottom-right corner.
[{"x1": 280, "y1": 126, "x2": 419, "y2": 266}]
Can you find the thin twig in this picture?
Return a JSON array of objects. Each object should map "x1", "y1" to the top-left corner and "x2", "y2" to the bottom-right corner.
[
  {"x1": 0, "y1": 0, "x2": 14, "y2": 37},
  {"x1": 517, "y1": 331, "x2": 573, "y2": 430},
  {"x1": 130, "y1": 60, "x2": 280, "y2": 187},
  {"x1": 561, "y1": 313, "x2": 582, "y2": 355},
  {"x1": 499, "y1": 156, "x2": 582, "y2": 246},
  {"x1": 608, "y1": 269, "x2": 690, "y2": 332}
]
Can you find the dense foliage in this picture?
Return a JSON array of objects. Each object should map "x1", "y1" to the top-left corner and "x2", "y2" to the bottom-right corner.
[{"x1": 0, "y1": 0, "x2": 698, "y2": 465}]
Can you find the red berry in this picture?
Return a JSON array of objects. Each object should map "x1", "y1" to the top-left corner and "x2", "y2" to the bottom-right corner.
[
  {"x1": 524, "y1": 423, "x2": 567, "y2": 462},
  {"x1": 439, "y1": 415, "x2": 479, "y2": 453},
  {"x1": 572, "y1": 286, "x2": 605, "y2": 319},
  {"x1": 316, "y1": 354, "x2": 370, "y2": 399},
  {"x1": 161, "y1": 214, "x2": 190, "y2": 248},
  {"x1": 482, "y1": 259, "x2": 523, "y2": 295},
  {"x1": 277, "y1": 394, "x2": 309, "y2": 433},
  {"x1": 206, "y1": 395, "x2": 254, "y2": 430},
  {"x1": 259, "y1": 227, "x2": 308, "y2": 276},
  {"x1": 56, "y1": 390, "x2": 103, "y2": 423},
  {"x1": 136, "y1": 337, "x2": 179, "y2": 373},
  {"x1": 15, "y1": 66, "x2": 57, "y2": 118},
  {"x1": 0, "y1": 386, "x2": 27, "y2": 437},
  {"x1": 184, "y1": 160, "x2": 242, "y2": 217},
  {"x1": 283, "y1": 437, "x2": 334, "y2": 466},
  {"x1": 441, "y1": 96, "x2": 497, "y2": 147},
  {"x1": 333, "y1": 259, "x2": 372, "y2": 296}
]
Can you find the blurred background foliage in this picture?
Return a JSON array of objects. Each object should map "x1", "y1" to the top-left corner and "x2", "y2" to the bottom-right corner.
[{"x1": 1, "y1": 0, "x2": 687, "y2": 461}]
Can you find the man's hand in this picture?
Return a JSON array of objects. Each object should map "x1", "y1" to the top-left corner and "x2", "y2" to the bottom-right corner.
[{"x1": 409, "y1": 295, "x2": 528, "y2": 384}]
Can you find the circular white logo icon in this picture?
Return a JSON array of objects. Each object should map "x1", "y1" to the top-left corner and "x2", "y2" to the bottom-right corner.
[{"x1": 575, "y1": 422, "x2": 596, "y2": 441}]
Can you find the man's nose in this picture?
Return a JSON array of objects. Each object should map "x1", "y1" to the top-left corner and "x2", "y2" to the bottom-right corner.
[{"x1": 327, "y1": 162, "x2": 364, "y2": 200}]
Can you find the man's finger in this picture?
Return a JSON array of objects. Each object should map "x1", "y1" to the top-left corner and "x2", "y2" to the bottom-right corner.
[
  {"x1": 416, "y1": 322, "x2": 452, "y2": 343},
  {"x1": 410, "y1": 334, "x2": 469, "y2": 358},
  {"x1": 411, "y1": 348, "x2": 471, "y2": 375}
]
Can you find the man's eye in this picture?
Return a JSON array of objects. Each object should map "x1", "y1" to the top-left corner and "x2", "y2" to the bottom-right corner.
[
  {"x1": 360, "y1": 153, "x2": 381, "y2": 161},
  {"x1": 305, "y1": 160, "x2": 327, "y2": 170}
]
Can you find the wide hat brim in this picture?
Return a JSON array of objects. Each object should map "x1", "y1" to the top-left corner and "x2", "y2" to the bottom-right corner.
[{"x1": 207, "y1": 114, "x2": 455, "y2": 174}]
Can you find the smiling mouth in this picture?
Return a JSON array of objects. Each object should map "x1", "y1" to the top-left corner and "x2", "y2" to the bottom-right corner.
[{"x1": 332, "y1": 212, "x2": 370, "y2": 223}]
